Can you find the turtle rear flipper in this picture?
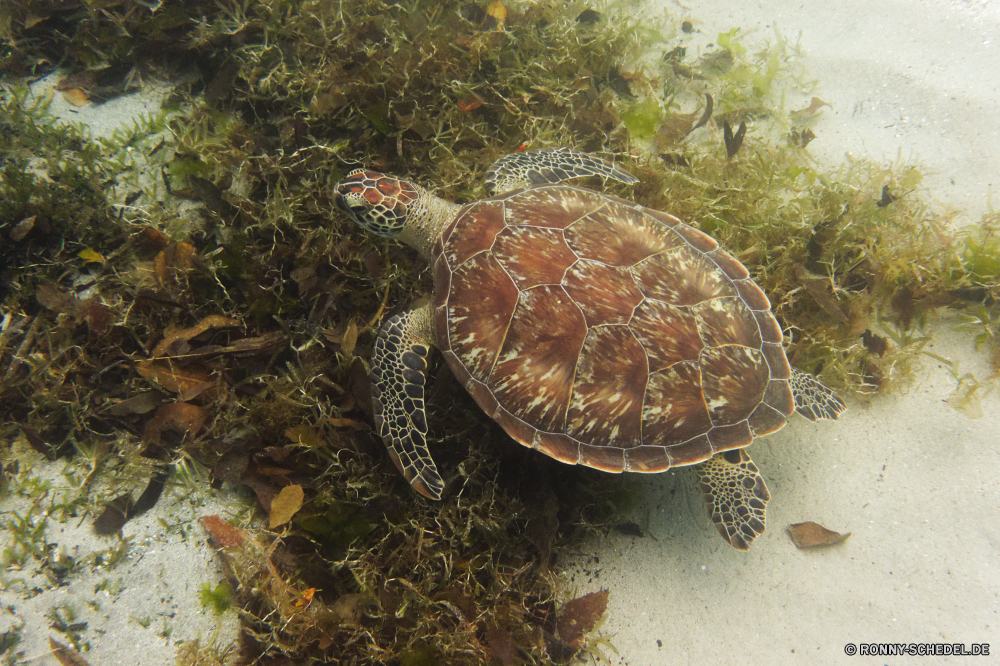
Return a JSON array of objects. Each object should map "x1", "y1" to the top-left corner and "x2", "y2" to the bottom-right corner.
[
  {"x1": 371, "y1": 304, "x2": 444, "y2": 499},
  {"x1": 696, "y1": 449, "x2": 770, "y2": 551},
  {"x1": 790, "y1": 368, "x2": 846, "y2": 421}
]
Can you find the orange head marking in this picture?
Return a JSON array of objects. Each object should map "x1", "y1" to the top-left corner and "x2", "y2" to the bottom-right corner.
[{"x1": 334, "y1": 169, "x2": 419, "y2": 236}]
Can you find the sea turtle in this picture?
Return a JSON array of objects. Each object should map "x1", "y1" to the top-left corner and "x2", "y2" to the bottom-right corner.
[{"x1": 333, "y1": 148, "x2": 845, "y2": 550}]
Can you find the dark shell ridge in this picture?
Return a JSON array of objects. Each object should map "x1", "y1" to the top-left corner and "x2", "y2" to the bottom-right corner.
[{"x1": 433, "y1": 185, "x2": 793, "y2": 473}]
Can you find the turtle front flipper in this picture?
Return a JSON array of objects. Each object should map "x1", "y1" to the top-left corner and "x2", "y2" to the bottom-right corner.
[
  {"x1": 696, "y1": 450, "x2": 770, "y2": 550},
  {"x1": 790, "y1": 368, "x2": 847, "y2": 421},
  {"x1": 370, "y1": 303, "x2": 444, "y2": 499},
  {"x1": 485, "y1": 147, "x2": 637, "y2": 194}
]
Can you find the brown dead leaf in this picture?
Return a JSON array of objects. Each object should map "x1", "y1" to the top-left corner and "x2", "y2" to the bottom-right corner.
[
  {"x1": 861, "y1": 358, "x2": 884, "y2": 390},
  {"x1": 24, "y1": 12, "x2": 49, "y2": 30},
  {"x1": 78, "y1": 247, "x2": 104, "y2": 264},
  {"x1": 93, "y1": 493, "x2": 133, "y2": 535},
  {"x1": 104, "y1": 392, "x2": 164, "y2": 416},
  {"x1": 341, "y1": 319, "x2": 359, "y2": 358},
  {"x1": 141, "y1": 227, "x2": 170, "y2": 249},
  {"x1": 944, "y1": 376, "x2": 984, "y2": 419},
  {"x1": 213, "y1": 449, "x2": 250, "y2": 483},
  {"x1": 790, "y1": 96, "x2": 831, "y2": 121},
  {"x1": 285, "y1": 425, "x2": 326, "y2": 448},
  {"x1": 243, "y1": 472, "x2": 281, "y2": 511},
  {"x1": 79, "y1": 298, "x2": 113, "y2": 335},
  {"x1": 458, "y1": 95, "x2": 485, "y2": 112},
  {"x1": 327, "y1": 416, "x2": 368, "y2": 430},
  {"x1": 153, "y1": 251, "x2": 169, "y2": 284},
  {"x1": 136, "y1": 360, "x2": 214, "y2": 395},
  {"x1": 201, "y1": 514, "x2": 246, "y2": 548},
  {"x1": 557, "y1": 589, "x2": 609, "y2": 651},
  {"x1": 262, "y1": 445, "x2": 295, "y2": 462},
  {"x1": 168, "y1": 330, "x2": 288, "y2": 360},
  {"x1": 794, "y1": 264, "x2": 850, "y2": 323},
  {"x1": 225, "y1": 331, "x2": 288, "y2": 355},
  {"x1": 49, "y1": 638, "x2": 93, "y2": 666},
  {"x1": 655, "y1": 112, "x2": 698, "y2": 148},
  {"x1": 485, "y1": 623, "x2": 517, "y2": 666},
  {"x1": 890, "y1": 285, "x2": 915, "y2": 330},
  {"x1": 154, "y1": 241, "x2": 199, "y2": 285},
  {"x1": 60, "y1": 88, "x2": 90, "y2": 106},
  {"x1": 9, "y1": 215, "x2": 36, "y2": 242},
  {"x1": 787, "y1": 521, "x2": 851, "y2": 549},
  {"x1": 861, "y1": 329, "x2": 889, "y2": 357},
  {"x1": 144, "y1": 402, "x2": 208, "y2": 446},
  {"x1": 486, "y1": 0, "x2": 507, "y2": 24},
  {"x1": 269, "y1": 484, "x2": 305, "y2": 528},
  {"x1": 36, "y1": 283, "x2": 80, "y2": 316},
  {"x1": 256, "y1": 466, "x2": 293, "y2": 483},
  {"x1": 152, "y1": 314, "x2": 241, "y2": 357}
]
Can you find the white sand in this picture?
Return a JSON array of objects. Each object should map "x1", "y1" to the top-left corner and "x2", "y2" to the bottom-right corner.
[
  {"x1": 561, "y1": 1, "x2": 1000, "y2": 663},
  {"x1": 0, "y1": 447, "x2": 241, "y2": 666}
]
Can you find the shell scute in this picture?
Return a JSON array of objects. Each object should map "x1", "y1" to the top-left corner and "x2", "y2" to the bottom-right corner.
[
  {"x1": 565, "y1": 201, "x2": 682, "y2": 266},
  {"x1": 754, "y1": 310, "x2": 784, "y2": 344},
  {"x1": 747, "y1": 402, "x2": 788, "y2": 436},
  {"x1": 493, "y1": 225, "x2": 577, "y2": 289},
  {"x1": 466, "y1": 378, "x2": 500, "y2": 418},
  {"x1": 489, "y1": 286, "x2": 586, "y2": 432},
  {"x1": 494, "y1": 407, "x2": 537, "y2": 448},
  {"x1": 578, "y1": 442, "x2": 626, "y2": 473},
  {"x1": 666, "y1": 434, "x2": 715, "y2": 466},
  {"x1": 762, "y1": 378, "x2": 795, "y2": 416},
  {"x1": 707, "y1": 248, "x2": 751, "y2": 280},
  {"x1": 699, "y1": 345, "x2": 769, "y2": 426},
  {"x1": 623, "y1": 445, "x2": 673, "y2": 472},
  {"x1": 566, "y1": 325, "x2": 647, "y2": 448},
  {"x1": 734, "y1": 278, "x2": 771, "y2": 311},
  {"x1": 641, "y1": 361, "x2": 713, "y2": 443},
  {"x1": 632, "y1": 247, "x2": 738, "y2": 306},
  {"x1": 563, "y1": 259, "x2": 645, "y2": 326},
  {"x1": 691, "y1": 297, "x2": 763, "y2": 349},
  {"x1": 446, "y1": 253, "x2": 519, "y2": 381},
  {"x1": 444, "y1": 201, "x2": 506, "y2": 267},
  {"x1": 534, "y1": 431, "x2": 583, "y2": 465},
  {"x1": 629, "y1": 299, "x2": 703, "y2": 372},
  {"x1": 761, "y1": 341, "x2": 792, "y2": 380},
  {"x1": 674, "y1": 223, "x2": 719, "y2": 253},
  {"x1": 642, "y1": 207, "x2": 683, "y2": 229},
  {"x1": 707, "y1": 421, "x2": 753, "y2": 452},
  {"x1": 503, "y1": 185, "x2": 604, "y2": 229}
]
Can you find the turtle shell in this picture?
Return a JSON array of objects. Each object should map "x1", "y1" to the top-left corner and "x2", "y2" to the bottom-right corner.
[{"x1": 430, "y1": 185, "x2": 795, "y2": 473}]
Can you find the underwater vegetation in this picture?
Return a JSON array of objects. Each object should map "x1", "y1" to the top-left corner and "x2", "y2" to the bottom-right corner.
[{"x1": 1, "y1": 0, "x2": 999, "y2": 664}]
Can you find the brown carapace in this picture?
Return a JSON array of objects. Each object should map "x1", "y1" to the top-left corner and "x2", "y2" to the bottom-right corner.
[{"x1": 433, "y1": 185, "x2": 792, "y2": 473}]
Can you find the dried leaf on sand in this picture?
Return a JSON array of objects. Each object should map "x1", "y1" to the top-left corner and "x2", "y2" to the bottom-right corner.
[{"x1": 788, "y1": 521, "x2": 851, "y2": 549}]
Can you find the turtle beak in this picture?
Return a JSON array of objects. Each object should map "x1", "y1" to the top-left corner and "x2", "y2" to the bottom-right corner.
[{"x1": 332, "y1": 184, "x2": 357, "y2": 219}]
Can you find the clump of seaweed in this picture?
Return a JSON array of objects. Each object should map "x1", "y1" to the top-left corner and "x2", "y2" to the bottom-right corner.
[{"x1": 2, "y1": 0, "x2": 999, "y2": 664}]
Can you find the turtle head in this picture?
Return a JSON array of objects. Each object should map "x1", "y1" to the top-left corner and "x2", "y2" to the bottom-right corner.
[{"x1": 333, "y1": 168, "x2": 421, "y2": 237}]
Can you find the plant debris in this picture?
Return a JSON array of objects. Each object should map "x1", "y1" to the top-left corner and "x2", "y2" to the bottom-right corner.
[
  {"x1": 787, "y1": 522, "x2": 851, "y2": 549},
  {"x1": 268, "y1": 484, "x2": 305, "y2": 528},
  {"x1": 554, "y1": 589, "x2": 610, "y2": 655}
]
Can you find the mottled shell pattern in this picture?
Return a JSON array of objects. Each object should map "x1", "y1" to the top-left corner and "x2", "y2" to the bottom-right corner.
[{"x1": 431, "y1": 185, "x2": 795, "y2": 473}]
